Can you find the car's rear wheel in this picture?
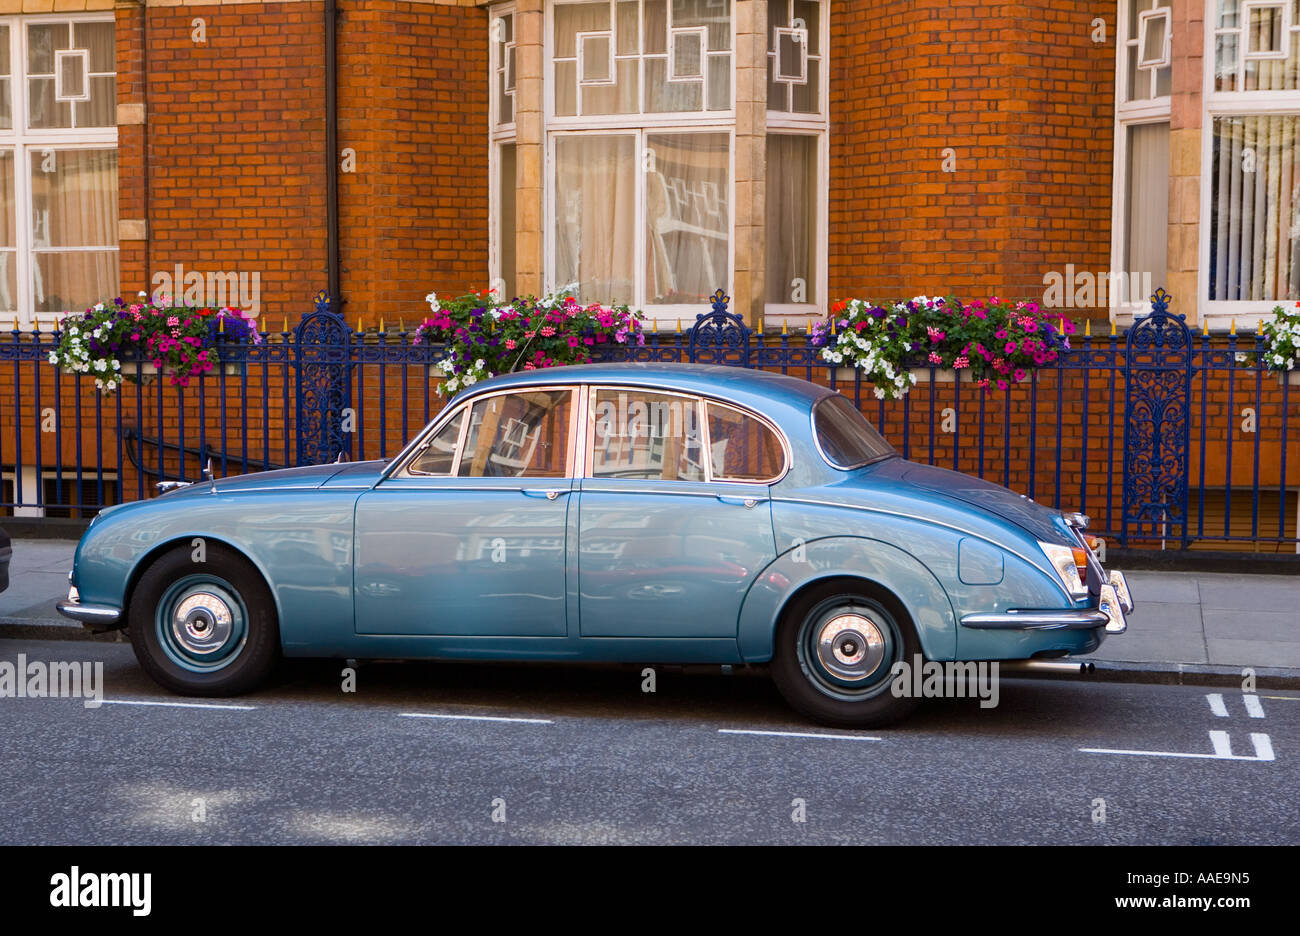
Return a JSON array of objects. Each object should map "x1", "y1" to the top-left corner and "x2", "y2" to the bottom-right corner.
[
  {"x1": 128, "y1": 545, "x2": 279, "y2": 696},
  {"x1": 770, "y1": 582, "x2": 921, "y2": 728}
]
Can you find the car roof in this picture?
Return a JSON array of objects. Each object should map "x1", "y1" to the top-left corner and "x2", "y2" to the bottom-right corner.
[{"x1": 464, "y1": 362, "x2": 833, "y2": 410}]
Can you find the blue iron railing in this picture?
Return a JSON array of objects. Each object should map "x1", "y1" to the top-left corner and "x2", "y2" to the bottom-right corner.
[{"x1": 0, "y1": 289, "x2": 1295, "y2": 553}]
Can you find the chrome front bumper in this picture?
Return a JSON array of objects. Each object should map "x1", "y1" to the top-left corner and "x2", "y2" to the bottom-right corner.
[
  {"x1": 961, "y1": 569, "x2": 1134, "y2": 635},
  {"x1": 55, "y1": 576, "x2": 122, "y2": 629}
]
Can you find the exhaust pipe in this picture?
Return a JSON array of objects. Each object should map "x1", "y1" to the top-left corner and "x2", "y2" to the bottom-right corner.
[{"x1": 999, "y1": 660, "x2": 1096, "y2": 677}]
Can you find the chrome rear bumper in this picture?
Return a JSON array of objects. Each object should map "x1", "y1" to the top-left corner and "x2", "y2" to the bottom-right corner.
[{"x1": 963, "y1": 569, "x2": 1133, "y2": 635}]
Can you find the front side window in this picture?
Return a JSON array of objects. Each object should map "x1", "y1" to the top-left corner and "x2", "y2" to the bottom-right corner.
[
  {"x1": 459, "y1": 389, "x2": 574, "y2": 478},
  {"x1": 407, "y1": 409, "x2": 465, "y2": 475},
  {"x1": 548, "y1": 0, "x2": 732, "y2": 320},
  {"x1": 1206, "y1": 0, "x2": 1300, "y2": 311},
  {"x1": 0, "y1": 16, "x2": 118, "y2": 326}
]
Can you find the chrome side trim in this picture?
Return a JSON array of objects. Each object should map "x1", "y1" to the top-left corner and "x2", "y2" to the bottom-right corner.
[
  {"x1": 960, "y1": 609, "x2": 1110, "y2": 630},
  {"x1": 56, "y1": 600, "x2": 122, "y2": 626}
]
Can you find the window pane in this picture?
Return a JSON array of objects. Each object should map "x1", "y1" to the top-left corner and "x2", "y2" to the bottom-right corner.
[
  {"x1": 33, "y1": 250, "x2": 118, "y2": 317},
  {"x1": 460, "y1": 390, "x2": 572, "y2": 478},
  {"x1": 1125, "y1": 122, "x2": 1168, "y2": 302},
  {"x1": 76, "y1": 75, "x2": 115, "y2": 128},
  {"x1": 0, "y1": 149, "x2": 13, "y2": 315},
  {"x1": 27, "y1": 23, "x2": 69, "y2": 76},
  {"x1": 792, "y1": 57, "x2": 819, "y2": 113},
  {"x1": 77, "y1": 21, "x2": 115, "y2": 74},
  {"x1": 592, "y1": 389, "x2": 705, "y2": 481},
  {"x1": 497, "y1": 143, "x2": 516, "y2": 300},
  {"x1": 30, "y1": 148, "x2": 118, "y2": 248},
  {"x1": 28, "y1": 79, "x2": 71, "y2": 130},
  {"x1": 409, "y1": 409, "x2": 464, "y2": 475},
  {"x1": 766, "y1": 134, "x2": 817, "y2": 305},
  {"x1": 707, "y1": 403, "x2": 783, "y2": 481},
  {"x1": 672, "y1": 0, "x2": 730, "y2": 51},
  {"x1": 554, "y1": 134, "x2": 635, "y2": 304},
  {"x1": 644, "y1": 132, "x2": 729, "y2": 305},
  {"x1": 1209, "y1": 114, "x2": 1300, "y2": 301}
]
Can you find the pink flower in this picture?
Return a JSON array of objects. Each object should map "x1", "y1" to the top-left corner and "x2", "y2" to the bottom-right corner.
[
  {"x1": 928, "y1": 351, "x2": 942, "y2": 364},
  {"x1": 995, "y1": 329, "x2": 1008, "y2": 340},
  {"x1": 167, "y1": 316, "x2": 179, "y2": 327},
  {"x1": 953, "y1": 355, "x2": 970, "y2": 369},
  {"x1": 996, "y1": 379, "x2": 1009, "y2": 391},
  {"x1": 926, "y1": 326, "x2": 945, "y2": 342},
  {"x1": 567, "y1": 335, "x2": 580, "y2": 348},
  {"x1": 1004, "y1": 341, "x2": 1017, "y2": 354},
  {"x1": 539, "y1": 326, "x2": 556, "y2": 337},
  {"x1": 504, "y1": 339, "x2": 517, "y2": 350},
  {"x1": 1013, "y1": 368, "x2": 1027, "y2": 381}
]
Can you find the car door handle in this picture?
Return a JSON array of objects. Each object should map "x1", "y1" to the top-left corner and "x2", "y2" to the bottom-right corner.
[
  {"x1": 716, "y1": 494, "x2": 760, "y2": 508},
  {"x1": 522, "y1": 489, "x2": 568, "y2": 500}
]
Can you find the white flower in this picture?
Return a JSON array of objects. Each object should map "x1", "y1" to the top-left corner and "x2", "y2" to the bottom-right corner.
[
  {"x1": 1274, "y1": 354, "x2": 1285, "y2": 366},
  {"x1": 111, "y1": 360, "x2": 120, "y2": 371},
  {"x1": 873, "y1": 387, "x2": 886, "y2": 400},
  {"x1": 93, "y1": 359, "x2": 107, "y2": 372},
  {"x1": 104, "y1": 380, "x2": 117, "y2": 392},
  {"x1": 47, "y1": 351, "x2": 58, "y2": 365},
  {"x1": 425, "y1": 292, "x2": 440, "y2": 313}
]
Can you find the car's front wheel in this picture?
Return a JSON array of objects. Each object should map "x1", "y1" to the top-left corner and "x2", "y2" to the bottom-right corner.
[
  {"x1": 771, "y1": 582, "x2": 921, "y2": 728},
  {"x1": 128, "y1": 544, "x2": 279, "y2": 696}
]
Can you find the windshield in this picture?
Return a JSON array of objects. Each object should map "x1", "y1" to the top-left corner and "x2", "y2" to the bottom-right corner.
[{"x1": 813, "y1": 394, "x2": 897, "y2": 469}]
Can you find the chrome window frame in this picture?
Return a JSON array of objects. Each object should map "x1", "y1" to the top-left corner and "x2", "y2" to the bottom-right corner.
[
  {"x1": 390, "y1": 384, "x2": 581, "y2": 481},
  {"x1": 583, "y1": 384, "x2": 791, "y2": 486}
]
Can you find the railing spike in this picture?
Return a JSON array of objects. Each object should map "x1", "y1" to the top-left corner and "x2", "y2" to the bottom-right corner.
[
  {"x1": 1230, "y1": 319, "x2": 1236, "y2": 336},
  {"x1": 1085, "y1": 318, "x2": 1091, "y2": 337}
]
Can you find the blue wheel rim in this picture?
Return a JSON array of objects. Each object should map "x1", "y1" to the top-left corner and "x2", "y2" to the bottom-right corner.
[{"x1": 154, "y1": 574, "x2": 249, "y2": 673}]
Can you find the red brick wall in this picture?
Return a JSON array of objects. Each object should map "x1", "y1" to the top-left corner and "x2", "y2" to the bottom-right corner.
[{"x1": 828, "y1": 0, "x2": 1114, "y2": 308}]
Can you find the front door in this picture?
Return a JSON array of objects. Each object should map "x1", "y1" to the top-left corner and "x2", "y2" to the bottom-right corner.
[{"x1": 354, "y1": 387, "x2": 577, "y2": 636}]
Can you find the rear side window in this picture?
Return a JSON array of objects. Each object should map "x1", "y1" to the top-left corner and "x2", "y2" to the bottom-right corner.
[
  {"x1": 706, "y1": 402, "x2": 785, "y2": 482},
  {"x1": 591, "y1": 388, "x2": 706, "y2": 482},
  {"x1": 813, "y1": 394, "x2": 896, "y2": 469}
]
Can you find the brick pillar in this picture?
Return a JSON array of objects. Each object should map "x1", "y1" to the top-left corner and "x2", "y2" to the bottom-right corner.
[
  {"x1": 733, "y1": 0, "x2": 766, "y2": 326},
  {"x1": 115, "y1": 0, "x2": 147, "y2": 295},
  {"x1": 1168, "y1": 0, "x2": 1205, "y2": 325},
  {"x1": 513, "y1": 0, "x2": 545, "y2": 298}
]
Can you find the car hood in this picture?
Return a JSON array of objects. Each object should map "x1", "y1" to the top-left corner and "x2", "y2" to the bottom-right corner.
[
  {"x1": 856, "y1": 458, "x2": 1069, "y2": 542},
  {"x1": 157, "y1": 459, "x2": 388, "y2": 497}
]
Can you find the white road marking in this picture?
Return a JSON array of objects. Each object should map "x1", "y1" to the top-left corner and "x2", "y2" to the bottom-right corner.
[
  {"x1": 718, "y1": 728, "x2": 883, "y2": 742},
  {"x1": 1080, "y1": 731, "x2": 1275, "y2": 762},
  {"x1": 1243, "y1": 694, "x2": 1265, "y2": 718},
  {"x1": 399, "y1": 712, "x2": 553, "y2": 725},
  {"x1": 1206, "y1": 693, "x2": 1229, "y2": 717},
  {"x1": 99, "y1": 699, "x2": 256, "y2": 711}
]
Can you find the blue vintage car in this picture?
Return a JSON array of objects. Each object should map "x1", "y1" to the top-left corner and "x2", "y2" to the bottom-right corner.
[{"x1": 58, "y1": 363, "x2": 1131, "y2": 726}]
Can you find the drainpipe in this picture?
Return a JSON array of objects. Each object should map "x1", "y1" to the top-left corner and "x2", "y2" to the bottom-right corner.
[{"x1": 325, "y1": 0, "x2": 341, "y2": 312}]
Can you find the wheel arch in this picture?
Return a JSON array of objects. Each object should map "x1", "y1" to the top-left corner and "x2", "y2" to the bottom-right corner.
[
  {"x1": 124, "y1": 534, "x2": 282, "y2": 632},
  {"x1": 738, "y1": 536, "x2": 957, "y2": 663}
]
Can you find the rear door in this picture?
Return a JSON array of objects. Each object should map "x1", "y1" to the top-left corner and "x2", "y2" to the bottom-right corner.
[{"x1": 576, "y1": 388, "x2": 783, "y2": 638}]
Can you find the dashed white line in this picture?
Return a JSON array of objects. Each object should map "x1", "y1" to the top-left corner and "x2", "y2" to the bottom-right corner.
[
  {"x1": 1080, "y1": 731, "x2": 1275, "y2": 762},
  {"x1": 718, "y1": 728, "x2": 883, "y2": 742},
  {"x1": 1206, "y1": 693, "x2": 1229, "y2": 717},
  {"x1": 1243, "y1": 694, "x2": 1265, "y2": 719},
  {"x1": 399, "y1": 712, "x2": 553, "y2": 725},
  {"x1": 99, "y1": 699, "x2": 256, "y2": 711}
]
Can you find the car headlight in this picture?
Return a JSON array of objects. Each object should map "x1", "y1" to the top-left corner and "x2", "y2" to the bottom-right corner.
[{"x1": 1040, "y1": 541, "x2": 1090, "y2": 599}]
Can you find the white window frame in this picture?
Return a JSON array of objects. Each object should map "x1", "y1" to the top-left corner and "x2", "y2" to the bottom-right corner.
[
  {"x1": 1136, "y1": 8, "x2": 1172, "y2": 69},
  {"x1": 0, "y1": 13, "x2": 118, "y2": 329},
  {"x1": 489, "y1": 4, "x2": 517, "y2": 303},
  {"x1": 1110, "y1": 0, "x2": 1171, "y2": 324},
  {"x1": 545, "y1": 0, "x2": 737, "y2": 325},
  {"x1": 765, "y1": 0, "x2": 829, "y2": 323},
  {"x1": 1240, "y1": 0, "x2": 1291, "y2": 60},
  {"x1": 667, "y1": 26, "x2": 707, "y2": 83},
  {"x1": 1198, "y1": 0, "x2": 1300, "y2": 326},
  {"x1": 772, "y1": 26, "x2": 808, "y2": 84},
  {"x1": 578, "y1": 29, "x2": 616, "y2": 86}
]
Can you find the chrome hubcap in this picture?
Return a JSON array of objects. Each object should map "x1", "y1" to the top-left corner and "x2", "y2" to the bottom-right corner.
[
  {"x1": 815, "y1": 613, "x2": 886, "y2": 683},
  {"x1": 171, "y1": 592, "x2": 235, "y2": 656}
]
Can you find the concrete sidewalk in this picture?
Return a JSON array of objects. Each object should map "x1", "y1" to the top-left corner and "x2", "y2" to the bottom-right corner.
[{"x1": 1, "y1": 539, "x2": 1297, "y2": 679}]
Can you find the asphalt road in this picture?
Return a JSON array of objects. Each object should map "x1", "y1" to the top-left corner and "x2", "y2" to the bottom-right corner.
[{"x1": 1, "y1": 639, "x2": 1296, "y2": 845}]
